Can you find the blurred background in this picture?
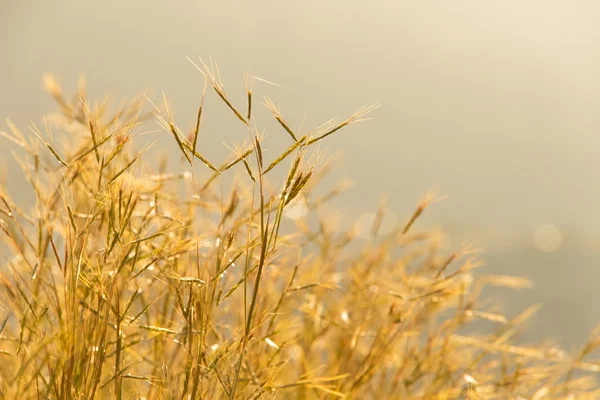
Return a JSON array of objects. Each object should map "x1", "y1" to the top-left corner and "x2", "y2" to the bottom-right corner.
[{"x1": 1, "y1": 0, "x2": 599, "y2": 348}]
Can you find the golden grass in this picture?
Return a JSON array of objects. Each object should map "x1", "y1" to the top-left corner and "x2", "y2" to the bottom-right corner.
[{"x1": 0, "y1": 63, "x2": 599, "y2": 399}]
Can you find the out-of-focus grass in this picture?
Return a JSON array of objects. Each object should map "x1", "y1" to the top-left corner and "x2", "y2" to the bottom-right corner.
[{"x1": 0, "y1": 61, "x2": 599, "y2": 399}]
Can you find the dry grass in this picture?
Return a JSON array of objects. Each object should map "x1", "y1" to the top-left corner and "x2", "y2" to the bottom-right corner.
[{"x1": 0, "y1": 63, "x2": 599, "y2": 399}]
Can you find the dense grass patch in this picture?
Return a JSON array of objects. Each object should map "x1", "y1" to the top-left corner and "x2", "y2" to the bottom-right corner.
[{"x1": 0, "y1": 62, "x2": 598, "y2": 399}]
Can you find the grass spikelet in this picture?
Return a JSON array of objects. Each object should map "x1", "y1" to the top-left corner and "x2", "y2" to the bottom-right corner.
[
  {"x1": 306, "y1": 103, "x2": 379, "y2": 145},
  {"x1": 254, "y1": 133, "x2": 264, "y2": 169},
  {"x1": 189, "y1": 57, "x2": 248, "y2": 125},
  {"x1": 263, "y1": 136, "x2": 307, "y2": 175},
  {"x1": 29, "y1": 121, "x2": 69, "y2": 168},
  {"x1": 402, "y1": 190, "x2": 445, "y2": 234},
  {"x1": 190, "y1": 77, "x2": 208, "y2": 158},
  {"x1": 264, "y1": 97, "x2": 299, "y2": 142},
  {"x1": 43, "y1": 73, "x2": 72, "y2": 116},
  {"x1": 1, "y1": 119, "x2": 27, "y2": 148},
  {"x1": 82, "y1": 99, "x2": 101, "y2": 163},
  {"x1": 245, "y1": 72, "x2": 253, "y2": 121},
  {"x1": 154, "y1": 94, "x2": 217, "y2": 172}
]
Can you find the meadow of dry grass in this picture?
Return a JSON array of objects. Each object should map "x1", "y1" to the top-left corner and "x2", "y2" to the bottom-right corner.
[{"x1": 0, "y1": 62, "x2": 599, "y2": 399}]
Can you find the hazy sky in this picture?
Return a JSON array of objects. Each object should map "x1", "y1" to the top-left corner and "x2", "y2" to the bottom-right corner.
[
  {"x1": 1, "y1": 2, "x2": 599, "y2": 268},
  {"x1": 2, "y1": 1, "x2": 600, "y2": 247}
]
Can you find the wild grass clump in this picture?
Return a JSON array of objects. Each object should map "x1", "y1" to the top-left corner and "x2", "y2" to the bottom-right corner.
[{"x1": 0, "y1": 62, "x2": 599, "y2": 399}]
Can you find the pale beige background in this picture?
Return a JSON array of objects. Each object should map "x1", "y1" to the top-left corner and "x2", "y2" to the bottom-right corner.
[{"x1": 1, "y1": 0, "x2": 599, "y2": 346}]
